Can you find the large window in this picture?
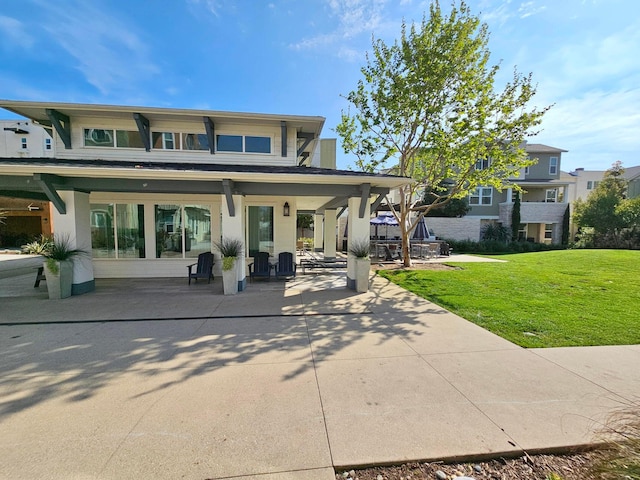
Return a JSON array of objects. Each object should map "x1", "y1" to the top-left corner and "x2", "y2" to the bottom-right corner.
[
  {"x1": 90, "y1": 203, "x2": 145, "y2": 258},
  {"x1": 152, "y1": 132, "x2": 176, "y2": 150},
  {"x1": 469, "y1": 187, "x2": 493, "y2": 206},
  {"x1": 182, "y1": 133, "x2": 209, "y2": 151},
  {"x1": 84, "y1": 128, "x2": 145, "y2": 149},
  {"x1": 549, "y1": 157, "x2": 558, "y2": 175},
  {"x1": 155, "y1": 204, "x2": 211, "y2": 258},
  {"x1": 247, "y1": 206, "x2": 273, "y2": 256},
  {"x1": 216, "y1": 134, "x2": 271, "y2": 154}
]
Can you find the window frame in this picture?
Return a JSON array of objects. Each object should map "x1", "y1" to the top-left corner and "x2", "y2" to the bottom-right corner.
[
  {"x1": 549, "y1": 156, "x2": 558, "y2": 175},
  {"x1": 545, "y1": 188, "x2": 558, "y2": 203},
  {"x1": 216, "y1": 134, "x2": 273, "y2": 155},
  {"x1": 469, "y1": 187, "x2": 493, "y2": 206}
]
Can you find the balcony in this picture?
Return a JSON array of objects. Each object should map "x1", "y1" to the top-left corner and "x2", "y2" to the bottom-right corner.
[{"x1": 499, "y1": 201, "x2": 568, "y2": 224}]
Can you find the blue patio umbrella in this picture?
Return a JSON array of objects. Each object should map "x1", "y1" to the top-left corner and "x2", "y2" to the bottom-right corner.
[
  {"x1": 370, "y1": 213, "x2": 398, "y2": 238},
  {"x1": 412, "y1": 216, "x2": 429, "y2": 241}
]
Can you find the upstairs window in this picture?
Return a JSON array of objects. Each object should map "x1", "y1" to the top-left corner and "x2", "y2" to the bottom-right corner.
[
  {"x1": 152, "y1": 132, "x2": 176, "y2": 150},
  {"x1": 475, "y1": 158, "x2": 490, "y2": 170},
  {"x1": 546, "y1": 189, "x2": 557, "y2": 203},
  {"x1": 469, "y1": 187, "x2": 493, "y2": 206},
  {"x1": 587, "y1": 181, "x2": 593, "y2": 190},
  {"x1": 182, "y1": 133, "x2": 209, "y2": 151},
  {"x1": 85, "y1": 128, "x2": 145, "y2": 148},
  {"x1": 216, "y1": 134, "x2": 271, "y2": 154},
  {"x1": 21, "y1": 137, "x2": 28, "y2": 149},
  {"x1": 549, "y1": 157, "x2": 558, "y2": 175},
  {"x1": 45, "y1": 138, "x2": 52, "y2": 150}
]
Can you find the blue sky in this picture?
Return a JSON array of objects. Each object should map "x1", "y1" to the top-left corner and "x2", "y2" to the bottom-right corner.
[{"x1": 1, "y1": 0, "x2": 638, "y2": 172}]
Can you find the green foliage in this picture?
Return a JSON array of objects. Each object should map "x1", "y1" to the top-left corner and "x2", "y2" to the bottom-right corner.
[
  {"x1": 378, "y1": 250, "x2": 640, "y2": 347},
  {"x1": 336, "y1": 0, "x2": 548, "y2": 265},
  {"x1": 296, "y1": 213, "x2": 313, "y2": 229},
  {"x1": 446, "y1": 238, "x2": 563, "y2": 254},
  {"x1": 561, "y1": 204, "x2": 570, "y2": 246},
  {"x1": 215, "y1": 237, "x2": 243, "y2": 258},
  {"x1": 573, "y1": 162, "x2": 628, "y2": 246},
  {"x1": 221, "y1": 256, "x2": 236, "y2": 271},
  {"x1": 22, "y1": 234, "x2": 54, "y2": 255},
  {"x1": 481, "y1": 223, "x2": 511, "y2": 242},
  {"x1": 423, "y1": 184, "x2": 470, "y2": 217},
  {"x1": 511, "y1": 191, "x2": 521, "y2": 241},
  {"x1": 348, "y1": 238, "x2": 371, "y2": 258}
]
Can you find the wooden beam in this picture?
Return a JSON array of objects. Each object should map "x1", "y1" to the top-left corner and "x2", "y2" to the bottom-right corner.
[
  {"x1": 33, "y1": 173, "x2": 66, "y2": 214},
  {"x1": 296, "y1": 132, "x2": 314, "y2": 157},
  {"x1": 359, "y1": 183, "x2": 371, "y2": 218},
  {"x1": 45, "y1": 109, "x2": 71, "y2": 149},
  {"x1": 133, "y1": 113, "x2": 151, "y2": 151},
  {"x1": 222, "y1": 179, "x2": 235, "y2": 217},
  {"x1": 370, "y1": 193, "x2": 385, "y2": 214},
  {"x1": 281, "y1": 121, "x2": 287, "y2": 157},
  {"x1": 203, "y1": 116, "x2": 215, "y2": 154}
]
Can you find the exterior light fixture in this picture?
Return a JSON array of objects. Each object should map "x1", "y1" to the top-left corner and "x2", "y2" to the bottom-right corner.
[{"x1": 283, "y1": 202, "x2": 290, "y2": 217}]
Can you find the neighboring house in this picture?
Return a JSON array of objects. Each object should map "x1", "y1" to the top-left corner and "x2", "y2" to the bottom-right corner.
[
  {"x1": 427, "y1": 143, "x2": 570, "y2": 244},
  {"x1": 0, "y1": 100, "x2": 409, "y2": 294},
  {"x1": 0, "y1": 120, "x2": 54, "y2": 247},
  {"x1": 562, "y1": 164, "x2": 640, "y2": 238}
]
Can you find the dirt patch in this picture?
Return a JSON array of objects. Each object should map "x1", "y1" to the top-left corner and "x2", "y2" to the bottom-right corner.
[
  {"x1": 372, "y1": 262, "x2": 461, "y2": 272},
  {"x1": 336, "y1": 450, "x2": 605, "y2": 480}
]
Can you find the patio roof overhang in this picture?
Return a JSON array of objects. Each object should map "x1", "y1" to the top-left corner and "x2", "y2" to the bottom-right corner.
[{"x1": 0, "y1": 157, "x2": 411, "y2": 217}]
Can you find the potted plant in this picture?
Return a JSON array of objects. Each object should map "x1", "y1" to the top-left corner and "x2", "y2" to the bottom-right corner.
[
  {"x1": 215, "y1": 237, "x2": 243, "y2": 295},
  {"x1": 348, "y1": 238, "x2": 371, "y2": 293},
  {"x1": 23, "y1": 234, "x2": 88, "y2": 299}
]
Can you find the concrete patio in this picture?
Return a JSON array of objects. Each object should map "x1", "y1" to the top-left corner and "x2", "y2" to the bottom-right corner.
[{"x1": 0, "y1": 255, "x2": 638, "y2": 479}]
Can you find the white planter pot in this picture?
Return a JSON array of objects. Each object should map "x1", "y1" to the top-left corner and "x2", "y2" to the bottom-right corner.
[
  {"x1": 43, "y1": 260, "x2": 73, "y2": 299},
  {"x1": 222, "y1": 260, "x2": 238, "y2": 295},
  {"x1": 354, "y1": 258, "x2": 370, "y2": 293}
]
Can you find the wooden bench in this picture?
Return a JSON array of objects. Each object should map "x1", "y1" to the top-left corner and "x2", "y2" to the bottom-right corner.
[
  {"x1": 34, "y1": 266, "x2": 46, "y2": 287},
  {"x1": 300, "y1": 259, "x2": 347, "y2": 274}
]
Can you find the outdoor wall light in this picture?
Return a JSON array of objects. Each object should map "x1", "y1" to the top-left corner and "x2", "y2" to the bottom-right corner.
[{"x1": 283, "y1": 202, "x2": 290, "y2": 217}]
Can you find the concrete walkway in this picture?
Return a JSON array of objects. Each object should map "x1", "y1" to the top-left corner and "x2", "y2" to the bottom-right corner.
[{"x1": 0, "y1": 255, "x2": 638, "y2": 479}]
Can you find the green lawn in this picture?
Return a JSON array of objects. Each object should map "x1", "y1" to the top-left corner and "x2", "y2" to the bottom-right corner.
[{"x1": 378, "y1": 250, "x2": 640, "y2": 348}]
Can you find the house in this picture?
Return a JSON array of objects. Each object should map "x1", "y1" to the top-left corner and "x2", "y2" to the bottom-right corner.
[
  {"x1": 425, "y1": 143, "x2": 570, "y2": 244},
  {"x1": 0, "y1": 100, "x2": 409, "y2": 294},
  {"x1": 562, "y1": 164, "x2": 640, "y2": 238},
  {"x1": 0, "y1": 120, "x2": 54, "y2": 247}
]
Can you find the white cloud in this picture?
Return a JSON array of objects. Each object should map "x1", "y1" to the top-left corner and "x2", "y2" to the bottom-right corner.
[
  {"x1": 187, "y1": 0, "x2": 223, "y2": 17},
  {"x1": 518, "y1": 1, "x2": 546, "y2": 18},
  {"x1": 34, "y1": 1, "x2": 158, "y2": 95},
  {"x1": 0, "y1": 15, "x2": 35, "y2": 50},
  {"x1": 290, "y1": 0, "x2": 387, "y2": 56}
]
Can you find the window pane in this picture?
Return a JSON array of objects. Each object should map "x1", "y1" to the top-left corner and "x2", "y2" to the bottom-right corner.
[
  {"x1": 245, "y1": 136, "x2": 271, "y2": 153},
  {"x1": 184, "y1": 205, "x2": 211, "y2": 258},
  {"x1": 91, "y1": 204, "x2": 115, "y2": 258},
  {"x1": 155, "y1": 204, "x2": 183, "y2": 258},
  {"x1": 84, "y1": 129, "x2": 114, "y2": 147},
  {"x1": 116, "y1": 204, "x2": 145, "y2": 258},
  {"x1": 216, "y1": 135, "x2": 243, "y2": 152},
  {"x1": 116, "y1": 130, "x2": 146, "y2": 149},
  {"x1": 248, "y1": 206, "x2": 273, "y2": 256},
  {"x1": 152, "y1": 132, "x2": 176, "y2": 150},
  {"x1": 182, "y1": 133, "x2": 209, "y2": 151}
]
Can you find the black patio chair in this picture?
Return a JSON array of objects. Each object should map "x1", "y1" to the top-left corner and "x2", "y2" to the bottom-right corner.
[
  {"x1": 248, "y1": 252, "x2": 271, "y2": 281},
  {"x1": 383, "y1": 245, "x2": 401, "y2": 261},
  {"x1": 187, "y1": 252, "x2": 215, "y2": 284},
  {"x1": 275, "y1": 252, "x2": 296, "y2": 279}
]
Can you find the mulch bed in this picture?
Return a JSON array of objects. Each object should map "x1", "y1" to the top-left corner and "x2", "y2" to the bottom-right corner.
[{"x1": 336, "y1": 450, "x2": 606, "y2": 480}]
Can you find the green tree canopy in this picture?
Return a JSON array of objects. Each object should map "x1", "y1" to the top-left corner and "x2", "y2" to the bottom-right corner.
[
  {"x1": 336, "y1": 1, "x2": 549, "y2": 265},
  {"x1": 573, "y1": 161, "x2": 628, "y2": 241}
]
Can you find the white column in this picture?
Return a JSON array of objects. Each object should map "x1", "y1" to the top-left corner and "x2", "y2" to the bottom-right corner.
[
  {"x1": 220, "y1": 194, "x2": 246, "y2": 291},
  {"x1": 323, "y1": 210, "x2": 337, "y2": 259},
  {"x1": 346, "y1": 197, "x2": 370, "y2": 290},
  {"x1": 506, "y1": 187, "x2": 513, "y2": 203},
  {"x1": 313, "y1": 213, "x2": 324, "y2": 252},
  {"x1": 51, "y1": 190, "x2": 95, "y2": 295}
]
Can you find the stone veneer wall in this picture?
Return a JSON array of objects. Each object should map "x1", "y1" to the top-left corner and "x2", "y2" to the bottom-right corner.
[{"x1": 427, "y1": 217, "x2": 483, "y2": 242}]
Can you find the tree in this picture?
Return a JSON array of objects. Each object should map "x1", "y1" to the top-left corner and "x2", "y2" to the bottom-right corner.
[
  {"x1": 336, "y1": 1, "x2": 549, "y2": 266},
  {"x1": 573, "y1": 161, "x2": 628, "y2": 246},
  {"x1": 511, "y1": 191, "x2": 521, "y2": 241},
  {"x1": 423, "y1": 183, "x2": 470, "y2": 217}
]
